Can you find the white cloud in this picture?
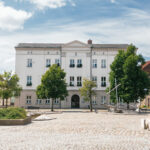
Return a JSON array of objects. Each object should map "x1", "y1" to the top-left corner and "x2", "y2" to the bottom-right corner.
[
  {"x1": 29, "y1": 0, "x2": 67, "y2": 10},
  {"x1": 0, "y1": 1, "x2": 32, "y2": 31},
  {"x1": 110, "y1": 0, "x2": 116, "y2": 3}
]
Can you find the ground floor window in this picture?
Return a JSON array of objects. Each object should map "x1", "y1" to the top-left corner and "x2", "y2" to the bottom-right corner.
[
  {"x1": 45, "y1": 99, "x2": 50, "y2": 104},
  {"x1": 36, "y1": 99, "x2": 42, "y2": 104},
  {"x1": 92, "y1": 100, "x2": 97, "y2": 105},
  {"x1": 54, "y1": 99, "x2": 59, "y2": 104},
  {"x1": 101, "y1": 96, "x2": 106, "y2": 104},
  {"x1": 26, "y1": 96, "x2": 31, "y2": 104}
]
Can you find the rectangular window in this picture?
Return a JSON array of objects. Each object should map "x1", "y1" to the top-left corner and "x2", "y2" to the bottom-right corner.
[
  {"x1": 27, "y1": 76, "x2": 32, "y2": 86},
  {"x1": 92, "y1": 59, "x2": 97, "y2": 68},
  {"x1": 36, "y1": 99, "x2": 42, "y2": 104},
  {"x1": 101, "y1": 59, "x2": 106, "y2": 68},
  {"x1": 101, "y1": 77, "x2": 106, "y2": 87},
  {"x1": 77, "y1": 59, "x2": 82, "y2": 68},
  {"x1": 92, "y1": 76, "x2": 97, "y2": 86},
  {"x1": 92, "y1": 100, "x2": 97, "y2": 105},
  {"x1": 46, "y1": 59, "x2": 51, "y2": 67},
  {"x1": 70, "y1": 76, "x2": 74, "y2": 86},
  {"x1": 77, "y1": 76, "x2": 82, "y2": 86},
  {"x1": 101, "y1": 96, "x2": 106, "y2": 104},
  {"x1": 54, "y1": 99, "x2": 59, "y2": 104},
  {"x1": 27, "y1": 59, "x2": 32, "y2": 67},
  {"x1": 26, "y1": 96, "x2": 31, "y2": 104},
  {"x1": 45, "y1": 99, "x2": 50, "y2": 104},
  {"x1": 55, "y1": 59, "x2": 60, "y2": 66},
  {"x1": 70, "y1": 59, "x2": 75, "y2": 68}
]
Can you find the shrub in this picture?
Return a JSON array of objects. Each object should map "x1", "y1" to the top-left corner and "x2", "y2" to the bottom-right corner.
[{"x1": 0, "y1": 107, "x2": 27, "y2": 119}]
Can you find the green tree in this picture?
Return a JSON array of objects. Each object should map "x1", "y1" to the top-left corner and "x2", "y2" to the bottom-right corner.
[
  {"x1": 36, "y1": 64, "x2": 68, "y2": 111},
  {"x1": 0, "y1": 72, "x2": 22, "y2": 107},
  {"x1": 108, "y1": 44, "x2": 150, "y2": 109},
  {"x1": 79, "y1": 78, "x2": 97, "y2": 112}
]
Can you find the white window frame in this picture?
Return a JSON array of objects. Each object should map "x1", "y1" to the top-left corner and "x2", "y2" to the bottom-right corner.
[
  {"x1": 77, "y1": 76, "x2": 82, "y2": 86},
  {"x1": 55, "y1": 59, "x2": 60, "y2": 66},
  {"x1": 36, "y1": 99, "x2": 42, "y2": 104},
  {"x1": 45, "y1": 99, "x2": 50, "y2": 104},
  {"x1": 92, "y1": 76, "x2": 97, "y2": 86},
  {"x1": 77, "y1": 59, "x2": 82, "y2": 67},
  {"x1": 27, "y1": 76, "x2": 32, "y2": 86},
  {"x1": 101, "y1": 77, "x2": 106, "y2": 87},
  {"x1": 70, "y1": 76, "x2": 74, "y2": 86},
  {"x1": 101, "y1": 96, "x2": 106, "y2": 104},
  {"x1": 46, "y1": 59, "x2": 51, "y2": 67},
  {"x1": 27, "y1": 59, "x2": 32, "y2": 67},
  {"x1": 101, "y1": 59, "x2": 106, "y2": 68},
  {"x1": 26, "y1": 96, "x2": 31, "y2": 104},
  {"x1": 70, "y1": 59, "x2": 75, "y2": 67},
  {"x1": 92, "y1": 59, "x2": 97, "y2": 68},
  {"x1": 54, "y1": 99, "x2": 59, "y2": 104}
]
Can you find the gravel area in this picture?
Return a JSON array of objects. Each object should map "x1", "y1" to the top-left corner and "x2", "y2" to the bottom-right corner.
[{"x1": 0, "y1": 110, "x2": 150, "y2": 150}]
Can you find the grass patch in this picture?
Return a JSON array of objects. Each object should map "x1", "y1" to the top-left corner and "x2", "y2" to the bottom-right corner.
[{"x1": 0, "y1": 107, "x2": 27, "y2": 119}]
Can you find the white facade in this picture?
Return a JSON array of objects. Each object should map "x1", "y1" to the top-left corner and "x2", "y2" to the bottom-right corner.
[{"x1": 15, "y1": 40, "x2": 128, "y2": 109}]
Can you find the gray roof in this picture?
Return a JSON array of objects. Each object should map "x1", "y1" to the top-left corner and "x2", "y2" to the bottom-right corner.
[
  {"x1": 16, "y1": 43, "x2": 62, "y2": 48},
  {"x1": 15, "y1": 43, "x2": 129, "y2": 49}
]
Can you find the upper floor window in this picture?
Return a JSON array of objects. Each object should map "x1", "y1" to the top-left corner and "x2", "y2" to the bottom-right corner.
[
  {"x1": 26, "y1": 96, "x2": 31, "y2": 104},
  {"x1": 101, "y1": 59, "x2": 106, "y2": 68},
  {"x1": 70, "y1": 76, "x2": 74, "y2": 86},
  {"x1": 77, "y1": 59, "x2": 82, "y2": 68},
  {"x1": 27, "y1": 76, "x2": 32, "y2": 86},
  {"x1": 55, "y1": 59, "x2": 60, "y2": 66},
  {"x1": 101, "y1": 77, "x2": 106, "y2": 87},
  {"x1": 46, "y1": 59, "x2": 51, "y2": 67},
  {"x1": 92, "y1": 76, "x2": 97, "y2": 86},
  {"x1": 77, "y1": 76, "x2": 82, "y2": 87},
  {"x1": 70, "y1": 59, "x2": 75, "y2": 68},
  {"x1": 27, "y1": 59, "x2": 32, "y2": 67},
  {"x1": 92, "y1": 59, "x2": 97, "y2": 68},
  {"x1": 101, "y1": 96, "x2": 106, "y2": 104}
]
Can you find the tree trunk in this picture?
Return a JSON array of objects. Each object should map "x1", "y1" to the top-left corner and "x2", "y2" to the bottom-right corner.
[
  {"x1": 127, "y1": 102, "x2": 129, "y2": 110},
  {"x1": 51, "y1": 99, "x2": 54, "y2": 112},
  {"x1": 60, "y1": 100, "x2": 61, "y2": 109},
  {"x1": 2, "y1": 99, "x2": 4, "y2": 106},
  {"x1": 6, "y1": 99, "x2": 8, "y2": 108},
  {"x1": 90, "y1": 99, "x2": 93, "y2": 112}
]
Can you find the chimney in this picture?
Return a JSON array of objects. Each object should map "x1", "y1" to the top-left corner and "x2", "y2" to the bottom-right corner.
[{"x1": 88, "y1": 39, "x2": 92, "y2": 44}]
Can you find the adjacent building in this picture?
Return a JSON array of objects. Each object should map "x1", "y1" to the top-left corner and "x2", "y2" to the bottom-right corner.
[{"x1": 15, "y1": 40, "x2": 128, "y2": 109}]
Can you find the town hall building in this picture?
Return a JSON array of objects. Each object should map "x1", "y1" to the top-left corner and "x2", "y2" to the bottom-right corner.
[{"x1": 15, "y1": 40, "x2": 128, "y2": 109}]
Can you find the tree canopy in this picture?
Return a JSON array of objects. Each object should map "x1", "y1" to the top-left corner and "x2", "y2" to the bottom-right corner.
[
  {"x1": 108, "y1": 44, "x2": 150, "y2": 109},
  {"x1": 79, "y1": 78, "x2": 97, "y2": 112},
  {"x1": 36, "y1": 64, "x2": 68, "y2": 111},
  {"x1": 0, "y1": 72, "x2": 22, "y2": 107}
]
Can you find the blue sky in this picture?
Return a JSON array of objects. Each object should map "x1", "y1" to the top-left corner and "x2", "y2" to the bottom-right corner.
[{"x1": 0, "y1": 0, "x2": 150, "y2": 72}]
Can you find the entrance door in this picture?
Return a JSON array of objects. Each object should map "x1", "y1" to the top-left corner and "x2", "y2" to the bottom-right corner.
[{"x1": 71, "y1": 95, "x2": 80, "y2": 108}]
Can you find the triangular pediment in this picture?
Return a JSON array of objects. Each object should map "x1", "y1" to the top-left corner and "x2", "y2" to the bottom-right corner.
[{"x1": 62, "y1": 40, "x2": 90, "y2": 48}]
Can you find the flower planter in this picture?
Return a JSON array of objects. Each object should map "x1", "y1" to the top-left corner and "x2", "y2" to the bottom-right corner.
[{"x1": 0, "y1": 116, "x2": 32, "y2": 125}]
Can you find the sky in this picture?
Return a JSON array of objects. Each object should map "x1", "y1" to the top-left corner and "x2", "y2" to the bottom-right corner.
[{"x1": 0, "y1": 0, "x2": 150, "y2": 72}]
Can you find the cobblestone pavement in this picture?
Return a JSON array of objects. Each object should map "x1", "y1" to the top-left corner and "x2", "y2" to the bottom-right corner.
[{"x1": 0, "y1": 111, "x2": 150, "y2": 150}]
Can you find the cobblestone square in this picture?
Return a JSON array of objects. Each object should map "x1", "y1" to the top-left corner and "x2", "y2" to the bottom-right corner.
[{"x1": 0, "y1": 110, "x2": 150, "y2": 150}]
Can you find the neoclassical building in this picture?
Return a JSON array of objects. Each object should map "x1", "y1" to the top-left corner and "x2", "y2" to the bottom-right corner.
[{"x1": 15, "y1": 40, "x2": 128, "y2": 109}]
